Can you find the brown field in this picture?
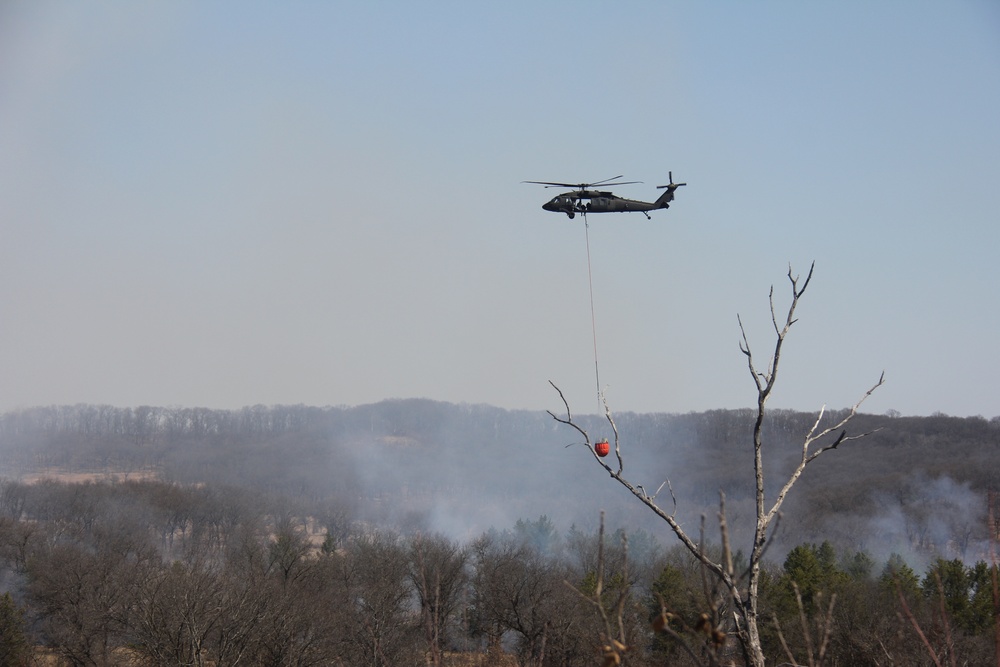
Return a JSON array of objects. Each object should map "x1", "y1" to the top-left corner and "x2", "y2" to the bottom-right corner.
[
  {"x1": 443, "y1": 653, "x2": 520, "y2": 667},
  {"x1": 17, "y1": 469, "x2": 161, "y2": 485}
]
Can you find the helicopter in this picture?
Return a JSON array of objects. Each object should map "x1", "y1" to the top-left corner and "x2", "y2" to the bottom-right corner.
[{"x1": 524, "y1": 173, "x2": 686, "y2": 219}]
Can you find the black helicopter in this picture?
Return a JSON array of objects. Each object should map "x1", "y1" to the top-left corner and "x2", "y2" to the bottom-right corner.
[{"x1": 524, "y1": 173, "x2": 686, "y2": 219}]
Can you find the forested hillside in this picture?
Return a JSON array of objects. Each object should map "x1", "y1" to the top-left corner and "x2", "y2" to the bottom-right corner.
[
  {"x1": 0, "y1": 401, "x2": 996, "y2": 563},
  {"x1": 0, "y1": 401, "x2": 997, "y2": 665}
]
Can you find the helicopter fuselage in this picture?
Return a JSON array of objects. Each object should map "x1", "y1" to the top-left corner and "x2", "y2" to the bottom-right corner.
[
  {"x1": 528, "y1": 174, "x2": 685, "y2": 219},
  {"x1": 543, "y1": 189, "x2": 678, "y2": 219}
]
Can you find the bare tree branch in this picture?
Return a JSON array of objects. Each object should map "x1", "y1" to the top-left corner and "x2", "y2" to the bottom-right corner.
[{"x1": 763, "y1": 372, "x2": 886, "y2": 527}]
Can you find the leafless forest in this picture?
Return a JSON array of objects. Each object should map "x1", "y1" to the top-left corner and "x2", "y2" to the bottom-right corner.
[{"x1": 0, "y1": 402, "x2": 996, "y2": 665}]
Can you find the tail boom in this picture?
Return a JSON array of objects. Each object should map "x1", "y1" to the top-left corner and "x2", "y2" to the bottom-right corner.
[{"x1": 654, "y1": 172, "x2": 686, "y2": 208}]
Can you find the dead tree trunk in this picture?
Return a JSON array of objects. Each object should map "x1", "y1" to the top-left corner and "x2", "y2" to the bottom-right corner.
[{"x1": 549, "y1": 263, "x2": 883, "y2": 667}]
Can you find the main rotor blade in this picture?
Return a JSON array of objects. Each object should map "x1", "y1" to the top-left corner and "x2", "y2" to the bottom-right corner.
[
  {"x1": 522, "y1": 180, "x2": 581, "y2": 188},
  {"x1": 589, "y1": 175, "x2": 625, "y2": 186},
  {"x1": 596, "y1": 180, "x2": 641, "y2": 187},
  {"x1": 523, "y1": 177, "x2": 642, "y2": 189},
  {"x1": 583, "y1": 176, "x2": 643, "y2": 187}
]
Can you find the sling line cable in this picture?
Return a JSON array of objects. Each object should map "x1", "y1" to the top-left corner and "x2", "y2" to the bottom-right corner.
[{"x1": 583, "y1": 212, "x2": 602, "y2": 408}]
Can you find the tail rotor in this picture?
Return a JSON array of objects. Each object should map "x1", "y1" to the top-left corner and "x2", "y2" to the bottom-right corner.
[{"x1": 656, "y1": 171, "x2": 687, "y2": 191}]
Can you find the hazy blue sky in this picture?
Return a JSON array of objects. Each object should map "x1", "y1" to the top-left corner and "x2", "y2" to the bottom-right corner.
[{"x1": 2, "y1": 2, "x2": 998, "y2": 417}]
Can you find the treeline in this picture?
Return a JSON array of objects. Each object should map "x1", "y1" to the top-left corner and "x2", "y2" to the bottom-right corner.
[
  {"x1": 0, "y1": 478, "x2": 995, "y2": 666},
  {"x1": 0, "y1": 401, "x2": 997, "y2": 560}
]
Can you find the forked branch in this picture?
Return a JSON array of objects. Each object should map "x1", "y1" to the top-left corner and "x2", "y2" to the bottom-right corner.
[
  {"x1": 548, "y1": 382, "x2": 729, "y2": 587},
  {"x1": 764, "y1": 372, "x2": 886, "y2": 526},
  {"x1": 740, "y1": 262, "x2": 814, "y2": 395},
  {"x1": 547, "y1": 380, "x2": 623, "y2": 474}
]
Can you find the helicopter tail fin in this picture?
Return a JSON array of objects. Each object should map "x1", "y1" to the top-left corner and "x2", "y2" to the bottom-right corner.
[{"x1": 654, "y1": 171, "x2": 686, "y2": 208}]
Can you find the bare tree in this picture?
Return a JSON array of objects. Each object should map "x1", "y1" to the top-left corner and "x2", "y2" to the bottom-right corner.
[
  {"x1": 564, "y1": 512, "x2": 631, "y2": 667},
  {"x1": 469, "y1": 534, "x2": 567, "y2": 667},
  {"x1": 27, "y1": 529, "x2": 158, "y2": 667},
  {"x1": 130, "y1": 560, "x2": 223, "y2": 667},
  {"x1": 334, "y1": 531, "x2": 418, "y2": 667},
  {"x1": 549, "y1": 263, "x2": 883, "y2": 667},
  {"x1": 407, "y1": 533, "x2": 469, "y2": 666}
]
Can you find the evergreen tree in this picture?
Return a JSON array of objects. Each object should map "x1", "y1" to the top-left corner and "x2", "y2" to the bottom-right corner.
[
  {"x1": 920, "y1": 558, "x2": 998, "y2": 636},
  {"x1": 879, "y1": 552, "x2": 920, "y2": 601},
  {"x1": 778, "y1": 541, "x2": 845, "y2": 615},
  {"x1": 843, "y1": 550, "x2": 875, "y2": 580},
  {"x1": 923, "y1": 558, "x2": 970, "y2": 630}
]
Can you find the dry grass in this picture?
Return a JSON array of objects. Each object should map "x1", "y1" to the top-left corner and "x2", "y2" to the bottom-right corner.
[
  {"x1": 443, "y1": 651, "x2": 519, "y2": 667},
  {"x1": 19, "y1": 469, "x2": 160, "y2": 485},
  {"x1": 30, "y1": 647, "x2": 64, "y2": 667}
]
